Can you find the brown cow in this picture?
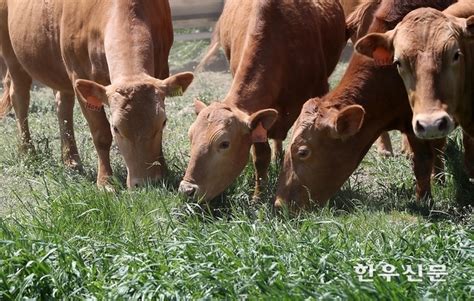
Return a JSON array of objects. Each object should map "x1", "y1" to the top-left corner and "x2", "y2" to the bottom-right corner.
[
  {"x1": 0, "y1": 0, "x2": 193, "y2": 188},
  {"x1": 356, "y1": 5, "x2": 474, "y2": 137},
  {"x1": 179, "y1": 0, "x2": 346, "y2": 202},
  {"x1": 275, "y1": 0, "x2": 456, "y2": 211}
]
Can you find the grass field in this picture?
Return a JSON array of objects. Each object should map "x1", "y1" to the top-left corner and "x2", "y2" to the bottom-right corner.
[{"x1": 0, "y1": 39, "x2": 473, "y2": 299}]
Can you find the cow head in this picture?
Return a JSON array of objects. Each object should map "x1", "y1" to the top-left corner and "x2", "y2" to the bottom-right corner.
[
  {"x1": 356, "y1": 8, "x2": 474, "y2": 139},
  {"x1": 179, "y1": 100, "x2": 278, "y2": 202},
  {"x1": 75, "y1": 72, "x2": 194, "y2": 188},
  {"x1": 274, "y1": 99, "x2": 365, "y2": 211}
]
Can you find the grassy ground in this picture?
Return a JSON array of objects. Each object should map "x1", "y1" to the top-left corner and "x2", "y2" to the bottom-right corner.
[{"x1": 0, "y1": 40, "x2": 472, "y2": 299}]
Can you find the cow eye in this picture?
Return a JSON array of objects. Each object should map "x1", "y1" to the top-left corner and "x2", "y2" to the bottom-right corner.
[
  {"x1": 163, "y1": 118, "x2": 167, "y2": 127},
  {"x1": 453, "y1": 50, "x2": 462, "y2": 62},
  {"x1": 112, "y1": 126, "x2": 120, "y2": 134},
  {"x1": 297, "y1": 146, "x2": 311, "y2": 160},
  {"x1": 219, "y1": 141, "x2": 230, "y2": 150}
]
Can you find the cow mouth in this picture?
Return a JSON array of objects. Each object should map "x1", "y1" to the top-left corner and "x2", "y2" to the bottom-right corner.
[
  {"x1": 414, "y1": 131, "x2": 452, "y2": 140},
  {"x1": 413, "y1": 123, "x2": 455, "y2": 140},
  {"x1": 179, "y1": 180, "x2": 203, "y2": 199}
]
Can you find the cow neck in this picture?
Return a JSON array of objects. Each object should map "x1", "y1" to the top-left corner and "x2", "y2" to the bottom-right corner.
[
  {"x1": 104, "y1": 0, "x2": 154, "y2": 84},
  {"x1": 224, "y1": 2, "x2": 284, "y2": 115},
  {"x1": 329, "y1": 55, "x2": 392, "y2": 150},
  {"x1": 324, "y1": 20, "x2": 409, "y2": 161},
  {"x1": 459, "y1": 43, "x2": 474, "y2": 135}
]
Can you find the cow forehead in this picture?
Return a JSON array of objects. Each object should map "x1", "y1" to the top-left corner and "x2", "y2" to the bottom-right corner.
[
  {"x1": 109, "y1": 89, "x2": 163, "y2": 130},
  {"x1": 190, "y1": 105, "x2": 249, "y2": 144},
  {"x1": 111, "y1": 83, "x2": 162, "y2": 109},
  {"x1": 114, "y1": 83, "x2": 161, "y2": 101},
  {"x1": 196, "y1": 104, "x2": 240, "y2": 126},
  {"x1": 291, "y1": 107, "x2": 319, "y2": 144},
  {"x1": 396, "y1": 11, "x2": 459, "y2": 52}
]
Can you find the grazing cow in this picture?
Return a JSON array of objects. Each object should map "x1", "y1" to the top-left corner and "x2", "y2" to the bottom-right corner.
[
  {"x1": 275, "y1": 0, "x2": 456, "y2": 211},
  {"x1": 0, "y1": 0, "x2": 194, "y2": 188},
  {"x1": 179, "y1": 0, "x2": 346, "y2": 202}
]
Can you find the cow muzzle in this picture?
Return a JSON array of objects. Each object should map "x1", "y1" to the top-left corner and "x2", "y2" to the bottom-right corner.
[
  {"x1": 179, "y1": 180, "x2": 200, "y2": 198},
  {"x1": 128, "y1": 176, "x2": 160, "y2": 188},
  {"x1": 413, "y1": 112, "x2": 455, "y2": 139}
]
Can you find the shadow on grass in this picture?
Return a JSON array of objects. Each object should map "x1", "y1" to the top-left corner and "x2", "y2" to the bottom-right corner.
[
  {"x1": 444, "y1": 136, "x2": 474, "y2": 207},
  {"x1": 325, "y1": 137, "x2": 474, "y2": 223}
]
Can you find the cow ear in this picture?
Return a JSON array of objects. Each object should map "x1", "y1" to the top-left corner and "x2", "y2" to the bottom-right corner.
[
  {"x1": 333, "y1": 105, "x2": 365, "y2": 139},
  {"x1": 75, "y1": 79, "x2": 108, "y2": 111},
  {"x1": 247, "y1": 109, "x2": 278, "y2": 143},
  {"x1": 355, "y1": 32, "x2": 395, "y2": 66},
  {"x1": 464, "y1": 16, "x2": 474, "y2": 38},
  {"x1": 194, "y1": 98, "x2": 207, "y2": 115},
  {"x1": 159, "y1": 72, "x2": 194, "y2": 97}
]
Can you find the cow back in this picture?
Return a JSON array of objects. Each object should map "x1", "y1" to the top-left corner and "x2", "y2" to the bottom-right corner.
[{"x1": 217, "y1": 0, "x2": 347, "y2": 140}]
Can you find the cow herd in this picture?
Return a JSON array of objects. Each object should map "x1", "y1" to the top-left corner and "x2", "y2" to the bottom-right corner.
[{"x1": 0, "y1": 0, "x2": 473, "y2": 212}]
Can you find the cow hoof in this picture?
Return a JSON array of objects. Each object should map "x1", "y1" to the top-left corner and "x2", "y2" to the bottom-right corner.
[
  {"x1": 432, "y1": 173, "x2": 446, "y2": 186},
  {"x1": 65, "y1": 160, "x2": 84, "y2": 173},
  {"x1": 400, "y1": 146, "x2": 414, "y2": 158},
  {"x1": 377, "y1": 149, "x2": 393, "y2": 157},
  {"x1": 103, "y1": 185, "x2": 116, "y2": 193},
  {"x1": 97, "y1": 182, "x2": 116, "y2": 193},
  {"x1": 274, "y1": 198, "x2": 284, "y2": 210},
  {"x1": 19, "y1": 144, "x2": 36, "y2": 156},
  {"x1": 251, "y1": 195, "x2": 262, "y2": 204}
]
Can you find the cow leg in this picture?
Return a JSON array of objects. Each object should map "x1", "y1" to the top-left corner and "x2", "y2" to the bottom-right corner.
[
  {"x1": 252, "y1": 141, "x2": 271, "y2": 202},
  {"x1": 375, "y1": 132, "x2": 393, "y2": 156},
  {"x1": 9, "y1": 69, "x2": 33, "y2": 153},
  {"x1": 272, "y1": 139, "x2": 283, "y2": 164},
  {"x1": 1, "y1": 23, "x2": 33, "y2": 153},
  {"x1": 406, "y1": 134, "x2": 434, "y2": 202},
  {"x1": 400, "y1": 133, "x2": 413, "y2": 157},
  {"x1": 430, "y1": 138, "x2": 446, "y2": 184},
  {"x1": 77, "y1": 100, "x2": 113, "y2": 187},
  {"x1": 56, "y1": 90, "x2": 82, "y2": 171},
  {"x1": 462, "y1": 131, "x2": 474, "y2": 182}
]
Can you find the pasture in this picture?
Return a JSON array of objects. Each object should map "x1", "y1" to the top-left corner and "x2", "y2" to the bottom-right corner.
[{"x1": 0, "y1": 38, "x2": 472, "y2": 299}]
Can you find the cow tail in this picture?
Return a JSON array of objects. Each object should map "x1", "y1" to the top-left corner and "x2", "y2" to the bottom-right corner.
[
  {"x1": 195, "y1": 21, "x2": 221, "y2": 73},
  {"x1": 345, "y1": 0, "x2": 381, "y2": 42},
  {"x1": 0, "y1": 71, "x2": 12, "y2": 119}
]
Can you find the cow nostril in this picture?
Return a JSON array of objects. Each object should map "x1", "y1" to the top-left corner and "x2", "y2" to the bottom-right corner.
[
  {"x1": 179, "y1": 183, "x2": 197, "y2": 197},
  {"x1": 186, "y1": 187, "x2": 196, "y2": 197},
  {"x1": 438, "y1": 117, "x2": 448, "y2": 132},
  {"x1": 415, "y1": 120, "x2": 425, "y2": 133}
]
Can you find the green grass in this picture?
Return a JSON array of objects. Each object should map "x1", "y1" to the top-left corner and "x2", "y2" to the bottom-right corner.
[{"x1": 0, "y1": 41, "x2": 472, "y2": 299}]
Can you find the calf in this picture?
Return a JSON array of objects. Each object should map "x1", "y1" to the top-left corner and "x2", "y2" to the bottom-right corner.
[
  {"x1": 275, "y1": 0, "x2": 456, "y2": 211},
  {"x1": 179, "y1": 0, "x2": 346, "y2": 202},
  {"x1": 0, "y1": 0, "x2": 193, "y2": 188}
]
